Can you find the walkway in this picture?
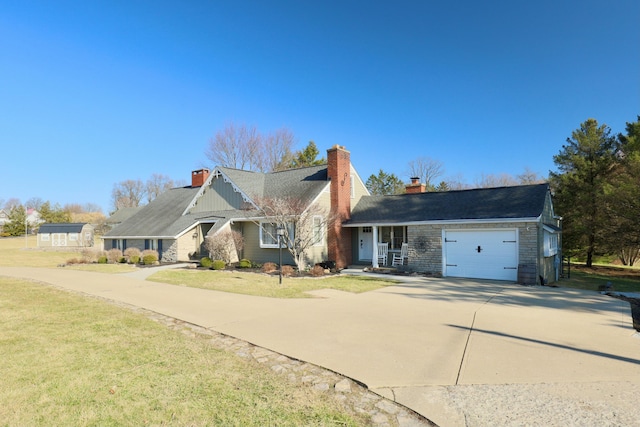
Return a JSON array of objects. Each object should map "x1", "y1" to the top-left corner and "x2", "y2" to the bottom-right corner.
[{"x1": 1, "y1": 266, "x2": 639, "y2": 426}]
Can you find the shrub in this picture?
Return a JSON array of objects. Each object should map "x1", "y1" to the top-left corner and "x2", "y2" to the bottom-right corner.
[
  {"x1": 261, "y1": 262, "x2": 277, "y2": 273},
  {"x1": 107, "y1": 248, "x2": 123, "y2": 264},
  {"x1": 81, "y1": 248, "x2": 100, "y2": 263},
  {"x1": 238, "y1": 259, "x2": 252, "y2": 268},
  {"x1": 66, "y1": 258, "x2": 82, "y2": 265},
  {"x1": 310, "y1": 265, "x2": 325, "y2": 277},
  {"x1": 204, "y1": 230, "x2": 244, "y2": 264},
  {"x1": 200, "y1": 257, "x2": 213, "y2": 268},
  {"x1": 212, "y1": 260, "x2": 226, "y2": 270},
  {"x1": 281, "y1": 265, "x2": 295, "y2": 277},
  {"x1": 124, "y1": 247, "x2": 141, "y2": 264},
  {"x1": 97, "y1": 256, "x2": 108, "y2": 264},
  {"x1": 141, "y1": 249, "x2": 159, "y2": 265}
]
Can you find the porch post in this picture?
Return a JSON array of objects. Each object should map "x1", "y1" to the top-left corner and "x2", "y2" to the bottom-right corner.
[{"x1": 372, "y1": 226, "x2": 379, "y2": 268}]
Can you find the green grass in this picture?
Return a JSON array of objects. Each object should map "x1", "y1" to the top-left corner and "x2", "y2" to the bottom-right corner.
[
  {"x1": 148, "y1": 269, "x2": 398, "y2": 298},
  {"x1": 559, "y1": 269, "x2": 640, "y2": 293},
  {"x1": 0, "y1": 236, "x2": 78, "y2": 267},
  {"x1": 0, "y1": 277, "x2": 366, "y2": 426}
]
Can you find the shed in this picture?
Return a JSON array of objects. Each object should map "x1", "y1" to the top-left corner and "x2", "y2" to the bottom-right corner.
[{"x1": 37, "y1": 223, "x2": 95, "y2": 248}]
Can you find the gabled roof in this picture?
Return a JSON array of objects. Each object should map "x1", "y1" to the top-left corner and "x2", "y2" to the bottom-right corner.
[
  {"x1": 105, "y1": 164, "x2": 331, "y2": 239},
  {"x1": 106, "y1": 207, "x2": 142, "y2": 224},
  {"x1": 345, "y1": 184, "x2": 550, "y2": 226},
  {"x1": 217, "y1": 164, "x2": 329, "y2": 204},
  {"x1": 39, "y1": 223, "x2": 89, "y2": 234},
  {"x1": 104, "y1": 186, "x2": 200, "y2": 238}
]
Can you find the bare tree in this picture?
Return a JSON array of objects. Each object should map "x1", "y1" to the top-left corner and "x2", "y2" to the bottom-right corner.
[
  {"x1": 474, "y1": 173, "x2": 520, "y2": 188},
  {"x1": 205, "y1": 123, "x2": 300, "y2": 172},
  {"x1": 407, "y1": 156, "x2": 444, "y2": 190},
  {"x1": 25, "y1": 197, "x2": 45, "y2": 210},
  {"x1": 111, "y1": 179, "x2": 145, "y2": 210},
  {"x1": 146, "y1": 173, "x2": 175, "y2": 203},
  {"x1": 4, "y1": 198, "x2": 21, "y2": 210},
  {"x1": 517, "y1": 167, "x2": 546, "y2": 184},
  {"x1": 204, "y1": 229, "x2": 244, "y2": 263},
  {"x1": 206, "y1": 123, "x2": 263, "y2": 171},
  {"x1": 264, "y1": 127, "x2": 296, "y2": 172},
  {"x1": 83, "y1": 203, "x2": 103, "y2": 213},
  {"x1": 249, "y1": 196, "x2": 335, "y2": 271}
]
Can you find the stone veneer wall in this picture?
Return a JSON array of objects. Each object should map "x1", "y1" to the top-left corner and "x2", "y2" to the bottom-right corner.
[
  {"x1": 162, "y1": 239, "x2": 178, "y2": 263},
  {"x1": 407, "y1": 222, "x2": 539, "y2": 282}
]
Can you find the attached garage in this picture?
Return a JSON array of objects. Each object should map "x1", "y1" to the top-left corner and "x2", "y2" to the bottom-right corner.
[{"x1": 443, "y1": 229, "x2": 518, "y2": 281}]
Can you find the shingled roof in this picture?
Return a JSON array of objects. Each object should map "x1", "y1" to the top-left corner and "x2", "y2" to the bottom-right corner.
[
  {"x1": 218, "y1": 164, "x2": 329, "y2": 204},
  {"x1": 104, "y1": 164, "x2": 331, "y2": 239},
  {"x1": 39, "y1": 223, "x2": 88, "y2": 234},
  {"x1": 345, "y1": 183, "x2": 550, "y2": 225},
  {"x1": 104, "y1": 186, "x2": 200, "y2": 238}
]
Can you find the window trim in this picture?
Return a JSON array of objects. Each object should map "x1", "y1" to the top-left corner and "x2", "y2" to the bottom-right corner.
[
  {"x1": 543, "y1": 231, "x2": 558, "y2": 257},
  {"x1": 259, "y1": 222, "x2": 295, "y2": 249},
  {"x1": 312, "y1": 215, "x2": 324, "y2": 246}
]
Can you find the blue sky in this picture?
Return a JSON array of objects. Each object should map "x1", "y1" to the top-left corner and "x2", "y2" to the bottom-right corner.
[{"x1": 1, "y1": 1, "x2": 638, "y2": 213}]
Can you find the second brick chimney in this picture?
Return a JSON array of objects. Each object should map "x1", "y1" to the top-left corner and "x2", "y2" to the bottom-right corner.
[
  {"x1": 405, "y1": 177, "x2": 426, "y2": 194},
  {"x1": 327, "y1": 145, "x2": 352, "y2": 269},
  {"x1": 191, "y1": 169, "x2": 210, "y2": 187}
]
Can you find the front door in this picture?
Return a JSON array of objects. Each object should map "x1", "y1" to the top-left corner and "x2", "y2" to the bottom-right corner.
[
  {"x1": 52, "y1": 233, "x2": 66, "y2": 247},
  {"x1": 358, "y1": 227, "x2": 373, "y2": 261}
]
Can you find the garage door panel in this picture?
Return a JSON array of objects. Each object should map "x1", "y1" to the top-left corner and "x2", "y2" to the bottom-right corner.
[{"x1": 444, "y1": 230, "x2": 517, "y2": 281}]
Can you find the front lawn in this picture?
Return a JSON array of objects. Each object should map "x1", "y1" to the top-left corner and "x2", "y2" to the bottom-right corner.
[
  {"x1": 0, "y1": 277, "x2": 367, "y2": 426},
  {"x1": 148, "y1": 269, "x2": 398, "y2": 298},
  {"x1": 559, "y1": 264, "x2": 640, "y2": 293}
]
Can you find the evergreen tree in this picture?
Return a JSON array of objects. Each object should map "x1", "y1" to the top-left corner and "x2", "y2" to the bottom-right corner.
[
  {"x1": 550, "y1": 119, "x2": 619, "y2": 267},
  {"x1": 365, "y1": 169, "x2": 405, "y2": 195},
  {"x1": 604, "y1": 117, "x2": 640, "y2": 265},
  {"x1": 4, "y1": 205, "x2": 27, "y2": 236}
]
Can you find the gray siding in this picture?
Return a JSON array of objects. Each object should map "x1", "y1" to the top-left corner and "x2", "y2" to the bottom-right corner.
[
  {"x1": 407, "y1": 222, "x2": 539, "y2": 280},
  {"x1": 191, "y1": 176, "x2": 247, "y2": 213},
  {"x1": 241, "y1": 222, "x2": 296, "y2": 265}
]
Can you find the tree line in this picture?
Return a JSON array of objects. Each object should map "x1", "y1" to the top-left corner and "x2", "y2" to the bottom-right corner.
[
  {"x1": 106, "y1": 117, "x2": 640, "y2": 268},
  {"x1": 551, "y1": 117, "x2": 640, "y2": 267},
  {"x1": 0, "y1": 200, "x2": 105, "y2": 236}
]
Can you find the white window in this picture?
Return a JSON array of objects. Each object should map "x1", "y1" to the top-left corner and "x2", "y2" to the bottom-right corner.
[
  {"x1": 260, "y1": 222, "x2": 294, "y2": 248},
  {"x1": 350, "y1": 175, "x2": 355, "y2": 199},
  {"x1": 312, "y1": 216, "x2": 324, "y2": 246},
  {"x1": 40, "y1": 233, "x2": 50, "y2": 241},
  {"x1": 544, "y1": 231, "x2": 558, "y2": 257},
  {"x1": 69, "y1": 233, "x2": 78, "y2": 241}
]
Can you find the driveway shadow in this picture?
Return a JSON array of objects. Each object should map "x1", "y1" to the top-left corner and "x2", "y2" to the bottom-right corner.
[
  {"x1": 448, "y1": 324, "x2": 640, "y2": 366},
  {"x1": 377, "y1": 276, "x2": 630, "y2": 318}
]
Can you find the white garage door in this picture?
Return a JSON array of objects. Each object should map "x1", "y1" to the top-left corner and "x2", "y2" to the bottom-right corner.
[{"x1": 444, "y1": 229, "x2": 518, "y2": 281}]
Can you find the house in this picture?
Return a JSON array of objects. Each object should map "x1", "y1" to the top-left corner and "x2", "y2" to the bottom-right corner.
[
  {"x1": 104, "y1": 145, "x2": 561, "y2": 284},
  {"x1": 0, "y1": 209, "x2": 8, "y2": 230},
  {"x1": 103, "y1": 145, "x2": 369, "y2": 268},
  {"x1": 345, "y1": 181, "x2": 561, "y2": 285},
  {"x1": 0, "y1": 208, "x2": 43, "y2": 233},
  {"x1": 37, "y1": 223, "x2": 95, "y2": 248},
  {"x1": 105, "y1": 207, "x2": 142, "y2": 230}
]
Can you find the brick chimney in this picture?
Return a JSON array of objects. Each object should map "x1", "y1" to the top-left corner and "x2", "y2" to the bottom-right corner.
[
  {"x1": 405, "y1": 177, "x2": 426, "y2": 194},
  {"x1": 327, "y1": 145, "x2": 352, "y2": 269},
  {"x1": 191, "y1": 169, "x2": 210, "y2": 187}
]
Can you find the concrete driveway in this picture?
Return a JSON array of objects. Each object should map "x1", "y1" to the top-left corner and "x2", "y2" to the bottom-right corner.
[{"x1": 1, "y1": 267, "x2": 639, "y2": 426}]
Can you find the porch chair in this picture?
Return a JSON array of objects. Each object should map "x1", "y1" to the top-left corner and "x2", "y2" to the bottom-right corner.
[
  {"x1": 392, "y1": 242, "x2": 408, "y2": 267},
  {"x1": 377, "y1": 242, "x2": 389, "y2": 266}
]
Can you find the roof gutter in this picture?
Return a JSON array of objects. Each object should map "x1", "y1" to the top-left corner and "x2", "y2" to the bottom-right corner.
[{"x1": 342, "y1": 217, "x2": 541, "y2": 227}]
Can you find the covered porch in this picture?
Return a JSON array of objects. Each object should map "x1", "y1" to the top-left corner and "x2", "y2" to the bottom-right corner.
[{"x1": 348, "y1": 225, "x2": 408, "y2": 268}]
